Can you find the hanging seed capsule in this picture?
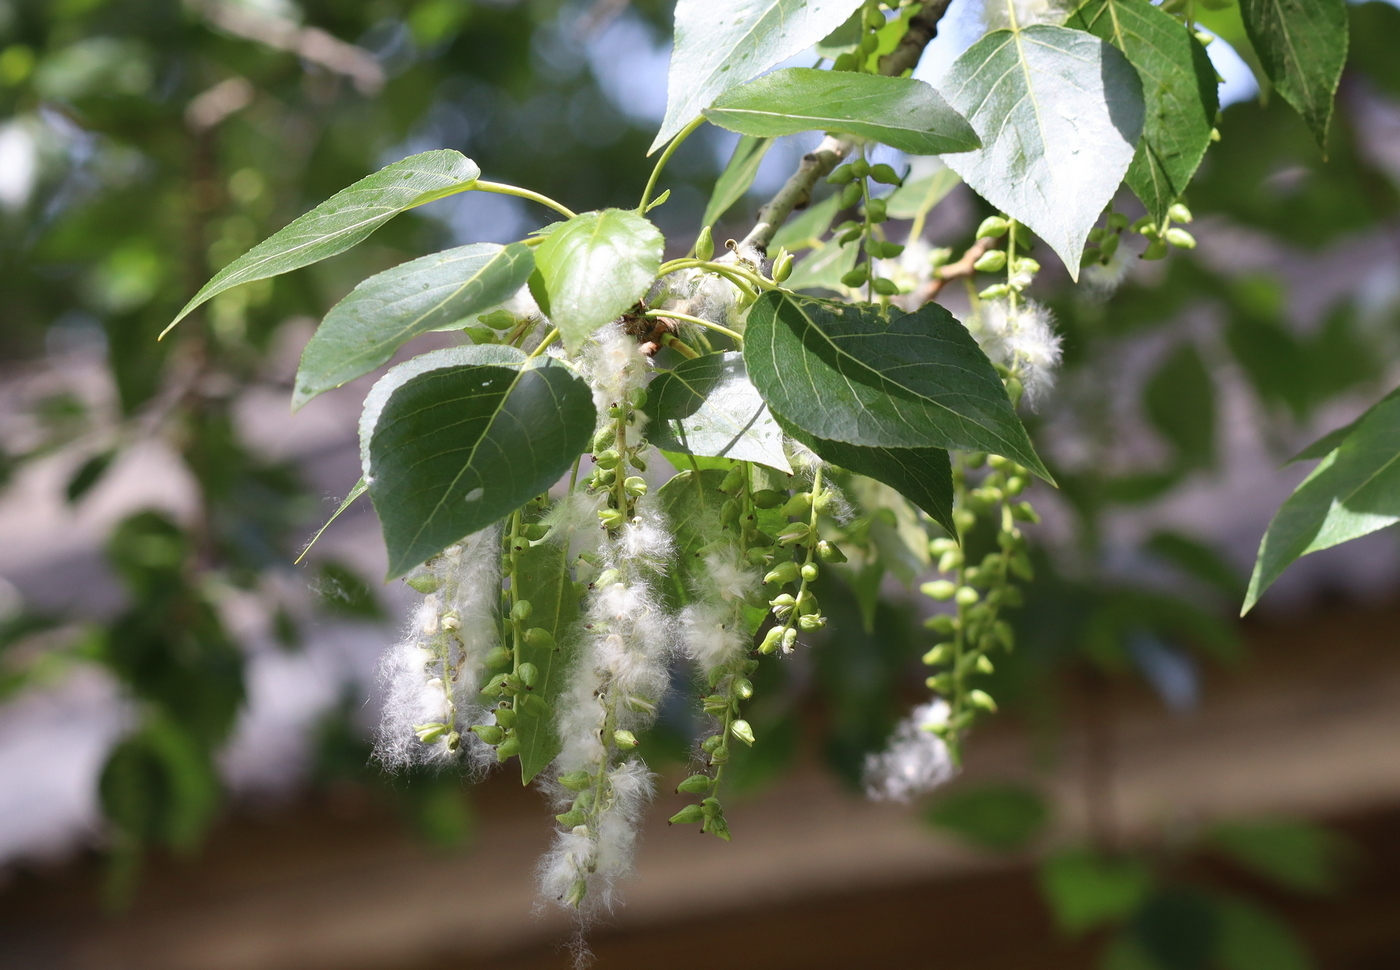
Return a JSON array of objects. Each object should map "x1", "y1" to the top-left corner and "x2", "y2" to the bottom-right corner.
[
  {"x1": 495, "y1": 706, "x2": 517, "y2": 729},
  {"x1": 925, "y1": 614, "x2": 957, "y2": 635},
  {"x1": 976, "y1": 655, "x2": 996, "y2": 674},
  {"x1": 797, "y1": 613, "x2": 826, "y2": 631},
  {"x1": 594, "y1": 449, "x2": 620, "y2": 469},
  {"x1": 720, "y1": 465, "x2": 746, "y2": 493},
  {"x1": 598, "y1": 508, "x2": 625, "y2": 529},
  {"x1": 405, "y1": 574, "x2": 440, "y2": 594},
  {"x1": 865, "y1": 198, "x2": 887, "y2": 222},
  {"x1": 816, "y1": 540, "x2": 847, "y2": 563},
  {"x1": 975, "y1": 215, "x2": 1010, "y2": 239},
  {"x1": 696, "y1": 225, "x2": 715, "y2": 261},
  {"x1": 624, "y1": 476, "x2": 648, "y2": 496},
  {"x1": 471, "y1": 724, "x2": 505, "y2": 745},
  {"x1": 841, "y1": 266, "x2": 869, "y2": 288},
  {"x1": 496, "y1": 736, "x2": 521, "y2": 759},
  {"x1": 801, "y1": 562, "x2": 819, "y2": 582},
  {"x1": 869, "y1": 163, "x2": 901, "y2": 186},
  {"x1": 752, "y1": 488, "x2": 785, "y2": 509},
  {"x1": 556, "y1": 809, "x2": 587, "y2": 828},
  {"x1": 831, "y1": 52, "x2": 858, "y2": 72},
  {"x1": 1167, "y1": 202, "x2": 1193, "y2": 224},
  {"x1": 1165, "y1": 227, "x2": 1197, "y2": 249},
  {"x1": 759, "y1": 626, "x2": 785, "y2": 654},
  {"x1": 511, "y1": 599, "x2": 533, "y2": 623},
  {"x1": 782, "y1": 491, "x2": 813, "y2": 517},
  {"x1": 968, "y1": 689, "x2": 998, "y2": 712},
  {"x1": 922, "y1": 643, "x2": 952, "y2": 665},
  {"x1": 558, "y1": 770, "x2": 592, "y2": 790},
  {"x1": 827, "y1": 163, "x2": 858, "y2": 185},
  {"x1": 677, "y1": 774, "x2": 714, "y2": 794},
  {"x1": 955, "y1": 586, "x2": 980, "y2": 606},
  {"x1": 613, "y1": 729, "x2": 639, "y2": 749},
  {"x1": 669, "y1": 804, "x2": 706, "y2": 825},
  {"x1": 484, "y1": 647, "x2": 512, "y2": 669},
  {"x1": 629, "y1": 451, "x2": 648, "y2": 471},
  {"x1": 414, "y1": 722, "x2": 450, "y2": 743},
  {"x1": 979, "y1": 283, "x2": 1011, "y2": 299},
  {"x1": 781, "y1": 628, "x2": 798, "y2": 652},
  {"x1": 773, "y1": 248, "x2": 794, "y2": 283},
  {"x1": 872, "y1": 278, "x2": 900, "y2": 296},
  {"x1": 524, "y1": 627, "x2": 556, "y2": 650},
  {"x1": 922, "y1": 580, "x2": 956, "y2": 600},
  {"x1": 764, "y1": 560, "x2": 801, "y2": 585},
  {"x1": 839, "y1": 180, "x2": 864, "y2": 209},
  {"x1": 733, "y1": 677, "x2": 754, "y2": 700},
  {"x1": 730, "y1": 719, "x2": 756, "y2": 745},
  {"x1": 518, "y1": 662, "x2": 539, "y2": 688},
  {"x1": 849, "y1": 158, "x2": 870, "y2": 178}
]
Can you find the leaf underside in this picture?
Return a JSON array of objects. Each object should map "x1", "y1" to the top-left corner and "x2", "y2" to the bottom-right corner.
[{"x1": 650, "y1": 352, "x2": 794, "y2": 473}]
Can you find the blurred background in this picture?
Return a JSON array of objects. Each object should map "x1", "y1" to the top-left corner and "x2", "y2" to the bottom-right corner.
[{"x1": 1, "y1": 0, "x2": 1399, "y2": 967}]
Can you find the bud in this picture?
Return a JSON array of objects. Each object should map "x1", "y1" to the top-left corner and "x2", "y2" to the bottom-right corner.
[
  {"x1": 869, "y1": 163, "x2": 901, "y2": 186},
  {"x1": 841, "y1": 266, "x2": 869, "y2": 288},
  {"x1": 1165, "y1": 227, "x2": 1196, "y2": 249},
  {"x1": 405, "y1": 574, "x2": 440, "y2": 594},
  {"x1": 968, "y1": 689, "x2": 998, "y2": 712},
  {"x1": 764, "y1": 560, "x2": 801, "y2": 585},
  {"x1": 517, "y1": 662, "x2": 539, "y2": 688},
  {"x1": 782, "y1": 491, "x2": 813, "y2": 518},
  {"x1": 594, "y1": 448, "x2": 620, "y2": 469},
  {"x1": 773, "y1": 248, "x2": 794, "y2": 283},
  {"x1": 816, "y1": 540, "x2": 847, "y2": 563},
  {"x1": 624, "y1": 475, "x2": 648, "y2": 496},
  {"x1": 613, "y1": 729, "x2": 639, "y2": 749},
  {"x1": 1167, "y1": 202, "x2": 1193, "y2": 224},
  {"x1": 677, "y1": 774, "x2": 714, "y2": 794},
  {"x1": 752, "y1": 488, "x2": 785, "y2": 509},
  {"x1": 922, "y1": 580, "x2": 956, "y2": 600},
  {"x1": 759, "y1": 626, "x2": 784, "y2": 654},
  {"x1": 471, "y1": 724, "x2": 505, "y2": 745},
  {"x1": 730, "y1": 719, "x2": 756, "y2": 745},
  {"x1": 800, "y1": 562, "x2": 819, "y2": 582},
  {"x1": 922, "y1": 643, "x2": 952, "y2": 665},
  {"x1": 839, "y1": 180, "x2": 864, "y2": 209},
  {"x1": 975, "y1": 215, "x2": 1010, "y2": 239},
  {"x1": 973, "y1": 249, "x2": 1007, "y2": 273},
  {"x1": 670, "y1": 804, "x2": 705, "y2": 825},
  {"x1": 695, "y1": 225, "x2": 715, "y2": 261}
]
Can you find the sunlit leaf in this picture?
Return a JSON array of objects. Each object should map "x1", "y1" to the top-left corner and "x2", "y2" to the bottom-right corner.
[
  {"x1": 703, "y1": 135, "x2": 772, "y2": 229},
  {"x1": 649, "y1": 352, "x2": 793, "y2": 473}
]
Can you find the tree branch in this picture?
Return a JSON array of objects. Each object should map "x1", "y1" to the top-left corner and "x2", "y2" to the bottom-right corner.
[
  {"x1": 917, "y1": 235, "x2": 996, "y2": 303},
  {"x1": 737, "y1": 0, "x2": 955, "y2": 255}
]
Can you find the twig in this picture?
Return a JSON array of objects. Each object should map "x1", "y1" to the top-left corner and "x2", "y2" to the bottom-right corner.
[
  {"x1": 737, "y1": 0, "x2": 955, "y2": 255},
  {"x1": 917, "y1": 236, "x2": 996, "y2": 303}
]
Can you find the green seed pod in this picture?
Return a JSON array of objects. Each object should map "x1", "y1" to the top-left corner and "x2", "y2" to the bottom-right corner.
[
  {"x1": 764, "y1": 560, "x2": 801, "y2": 585},
  {"x1": 624, "y1": 475, "x2": 648, "y2": 497},
  {"x1": 405, "y1": 574, "x2": 440, "y2": 595},
  {"x1": 930, "y1": 537, "x2": 958, "y2": 555},
  {"x1": 1107, "y1": 211, "x2": 1130, "y2": 231},
  {"x1": 925, "y1": 614, "x2": 957, "y2": 635},
  {"x1": 471, "y1": 724, "x2": 505, "y2": 745},
  {"x1": 752, "y1": 488, "x2": 785, "y2": 509},
  {"x1": 720, "y1": 465, "x2": 746, "y2": 493},
  {"x1": 446, "y1": 731, "x2": 462, "y2": 751},
  {"x1": 511, "y1": 599, "x2": 533, "y2": 623},
  {"x1": 1165, "y1": 227, "x2": 1196, "y2": 249},
  {"x1": 702, "y1": 693, "x2": 730, "y2": 715},
  {"x1": 709, "y1": 743, "x2": 730, "y2": 764},
  {"x1": 849, "y1": 158, "x2": 870, "y2": 179},
  {"x1": 594, "y1": 448, "x2": 620, "y2": 469},
  {"x1": 881, "y1": 241, "x2": 905, "y2": 259},
  {"x1": 832, "y1": 52, "x2": 858, "y2": 72},
  {"x1": 955, "y1": 585, "x2": 980, "y2": 606},
  {"x1": 565, "y1": 879, "x2": 588, "y2": 908},
  {"x1": 705, "y1": 814, "x2": 732, "y2": 841},
  {"x1": 782, "y1": 628, "x2": 798, "y2": 652},
  {"x1": 922, "y1": 643, "x2": 952, "y2": 665},
  {"x1": 872, "y1": 278, "x2": 900, "y2": 296},
  {"x1": 733, "y1": 676, "x2": 754, "y2": 700},
  {"x1": 677, "y1": 774, "x2": 714, "y2": 794},
  {"x1": 922, "y1": 579, "x2": 956, "y2": 601},
  {"x1": 777, "y1": 524, "x2": 812, "y2": 546},
  {"x1": 1167, "y1": 202, "x2": 1193, "y2": 224},
  {"x1": 841, "y1": 266, "x2": 869, "y2": 288},
  {"x1": 772, "y1": 248, "x2": 795, "y2": 283},
  {"x1": 978, "y1": 283, "x2": 1010, "y2": 300},
  {"x1": 801, "y1": 561, "x2": 819, "y2": 582},
  {"x1": 597, "y1": 508, "x2": 625, "y2": 529},
  {"x1": 827, "y1": 163, "x2": 857, "y2": 185},
  {"x1": 556, "y1": 809, "x2": 587, "y2": 828},
  {"x1": 613, "y1": 729, "x2": 639, "y2": 749},
  {"x1": 519, "y1": 692, "x2": 550, "y2": 715},
  {"x1": 837, "y1": 227, "x2": 863, "y2": 245},
  {"x1": 484, "y1": 647, "x2": 512, "y2": 669},
  {"x1": 816, "y1": 540, "x2": 847, "y2": 563},
  {"x1": 629, "y1": 451, "x2": 648, "y2": 472},
  {"x1": 838, "y1": 180, "x2": 864, "y2": 209},
  {"x1": 863, "y1": 4, "x2": 884, "y2": 30},
  {"x1": 524, "y1": 627, "x2": 557, "y2": 652},
  {"x1": 869, "y1": 163, "x2": 901, "y2": 186},
  {"x1": 865, "y1": 198, "x2": 887, "y2": 223},
  {"x1": 479, "y1": 673, "x2": 508, "y2": 697},
  {"x1": 968, "y1": 689, "x2": 998, "y2": 712},
  {"x1": 1012, "y1": 501, "x2": 1041, "y2": 523},
  {"x1": 797, "y1": 612, "x2": 826, "y2": 631},
  {"x1": 695, "y1": 225, "x2": 715, "y2": 261},
  {"x1": 630, "y1": 386, "x2": 648, "y2": 410},
  {"x1": 701, "y1": 734, "x2": 723, "y2": 753},
  {"x1": 976, "y1": 654, "x2": 995, "y2": 674},
  {"x1": 517, "y1": 662, "x2": 539, "y2": 688},
  {"x1": 938, "y1": 549, "x2": 964, "y2": 573},
  {"x1": 746, "y1": 547, "x2": 772, "y2": 567},
  {"x1": 795, "y1": 588, "x2": 818, "y2": 615},
  {"x1": 414, "y1": 722, "x2": 450, "y2": 743},
  {"x1": 975, "y1": 215, "x2": 1010, "y2": 239},
  {"x1": 496, "y1": 736, "x2": 521, "y2": 759},
  {"x1": 759, "y1": 626, "x2": 785, "y2": 654},
  {"x1": 1099, "y1": 233, "x2": 1120, "y2": 259},
  {"x1": 730, "y1": 719, "x2": 756, "y2": 745},
  {"x1": 781, "y1": 491, "x2": 813, "y2": 518},
  {"x1": 669, "y1": 804, "x2": 706, "y2": 825},
  {"x1": 494, "y1": 706, "x2": 517, "y2": 729}
]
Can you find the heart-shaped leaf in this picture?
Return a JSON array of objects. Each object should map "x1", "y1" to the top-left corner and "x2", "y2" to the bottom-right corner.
[
  {"x1": 940, "y1": 25, "x2": 1144, "y2": 278},
  {"x1": 1068, "y1": 0, "x2": 1219, "y2": 224},
  {"x1": 1238, "y1": 0, "x2": 1348, "y2": 149},
  {"x1": 360, "y1": 345, "x2": 594, "y2": 578},
  {"x1": 294, "y1": 242, "x2": 534, "y2": 408},
  {"x1": 743, "y1": 291, "x2": 1049, "y2": 480},
  {"x1": 167, "y1": 150, "x2": 480, "y2": 334},
  {"x1": 649, "y1": 352, "x2": 793, "y2": 473},
  {"x1": 653, "y1": 0, "x2": 866, "y2": 152},
  {"x1": 534, "y1": 209, "x2": 664, "y2": 354},
  {"x1": 704, "y1": 68, "x2": 980, "y2": 155}
]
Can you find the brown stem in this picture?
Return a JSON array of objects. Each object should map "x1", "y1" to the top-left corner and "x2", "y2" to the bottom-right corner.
[
  {"x1": 917, "y1": 236, "x2": 997, "y2": 303},
  {"x1": 737, "y1": 0, "x2": 954, "y2": 255}
]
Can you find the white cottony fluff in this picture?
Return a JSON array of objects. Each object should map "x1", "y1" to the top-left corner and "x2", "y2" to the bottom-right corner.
[
  {"x1": 973, "y1": 298, "x2": 1064, "y2": 408},
  {"x1": 982, "y1": 0, "x2": 1068, "y2": 28},
  {"x1": 863, "y1": 700, "x2": 959, "y2": 802},
  {"x1": 374, "y1": 527, "x2": 502, "y2": 771},
  {"x1": 680, "y1": 547, "x2": 758, "y2": 670},
  {"x1": 580, "y1": 323, "x2": 650, "y2": 418},
  {"x1": 1081, "y1": 250, "x2": 1132, "y2": 299}
]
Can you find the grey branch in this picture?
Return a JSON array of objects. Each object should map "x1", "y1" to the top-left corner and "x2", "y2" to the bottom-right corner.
[{"x1": 738, "y1": 0, "x2": 955, "y2": 255}]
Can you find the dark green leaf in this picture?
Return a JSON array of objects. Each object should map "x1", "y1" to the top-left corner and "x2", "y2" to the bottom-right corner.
[
  {"x1": 1244, "y1": 391, "x2": 1400, "y2": 612},
  {"x1": 1144, "y1": 343, "x2": 1215, "y2": 469},
  {"x1": 167, "y1": 150, "x2": 480, "y2": 333},
  {"x1": 703, "y1": 136, "x2": 772, "y2": 229},
  {"x1": 652, "y1": 0, "x2": 867, "y2": 151},
  {"x1": 514, "y1": 538, "x2": 584, "y2": 783},
  {"x1": 293, "y1": 243, "x2": 534, "y2": 408},
  {"x1": 941, "y1": 25, "x2": 1144, "y2": 276},
  {"x1": 66, "y1": 449, "x2": 116, "y2": 503},
  {"x1": 360, "y1": 346, "x2": 594, "y2": 577},
  {"x1": 925, "y1": 783, "x2": 1049, "y2": 851},
  {"x1": 743, "y1": 292, "x2": 1049, "y2": 480},
  {"x1": 534, "y1": 209, "x2": 663, "y2": 354},
  {"x1": 1068, "y1": 0, "x2": 1220, "y2": 224},
  {"x1": 1210, "y1": 820, "x2": 1345, "y2": 894},
  {"x1": 649, "y1": 352, "x2": 792, "y2": 473},
  {"x1": 1215, "y1": 897, "x2": 1314, "y2": 970},
  {"x1": 780, "y1": 417, "x2": 954, "y2": 536},
  {"x1": 704, "y1": 68, "x2": 980, "y2": 155},
  {"x1": 1238, "y1": 0, "x2": 1348, "y2": 148},
  {"x1": 1038, "y1": 849, "x2": 1154, "y2": 934}
]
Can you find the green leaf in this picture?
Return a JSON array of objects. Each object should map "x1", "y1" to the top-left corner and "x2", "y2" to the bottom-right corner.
[
  {"x1": 780, "y1": 417, "x2": 954, "y2": 536},
  {"x1": 1243, "y1": 391, "x2": 1400, "y2": 612},
  {"x1": 769, "y1": 192, "x2": 842, "y2": 256},
  {"x1": 1067, "y1": 0, "x2": 1220, "y2": 224},
  {"x1": 1039, "y1": 849, "x2": 1154, "y2": 934},
  {"x1": 1210, "y1": 820, "x2": 1344, "y2": 894},
  {"x1": 940, "y1": 24, "x2": 1144, "y2": 277},
  {"x1": 296, "y1": 478, "x2": 367, "y2": 564},
  {"x1": 703, "y1": 136, "x2": 773, "y2": 230},
  {"x1": 704, "y1": 68, "x2": 980, "y2": 156},
  {"x1": 652, "y1": 0, "x2": 867, "y2": 152},
  {"x1": 1289, "y1": 386, "x2": 1400, "y2": 463},
  {"x1": 1143, "y1": 342, "x2": 1215, "y2": 469},
  {"x1": 1238, "y1": 0, "x2": 1348, "y2": 149},
  {"x1": 743, "y1": 292, "x2": 1049, "y2": 480},
  {"x1": 293, "y1": 243, "x2": 534, "y2": 409},
  {"x1": 884, "y1": 159, "x2": 961, "y2": 221},
  {"x1": 166, "y1": 150, "x2": 480, "y2": 334},
  {"x1": 1215, "y1": 897, "x2": 1314, "y2": 970},
  {"x1": 925, "y1": 783, "x2": 1049, "y2": 852},
  {"x1": 514, "y1": 537, "x2": 584, "y2": 783},
  {"x1": 814, "y1": 5, "x2": 864, "y2": 57},
  {"x1": 534, "y1": 209, "x2": 664, "y2": 354},
  {"x1": 360, "y1": 345, "x2": 594, "y2": 578},
  {"x1": 649, "y1": 352, "x2": 793, "y2": 473}
]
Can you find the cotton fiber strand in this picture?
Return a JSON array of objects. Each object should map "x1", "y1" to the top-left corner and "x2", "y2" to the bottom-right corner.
[{"x1": 974, "y1": 298, "x2": 1063, "y2": 408}]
